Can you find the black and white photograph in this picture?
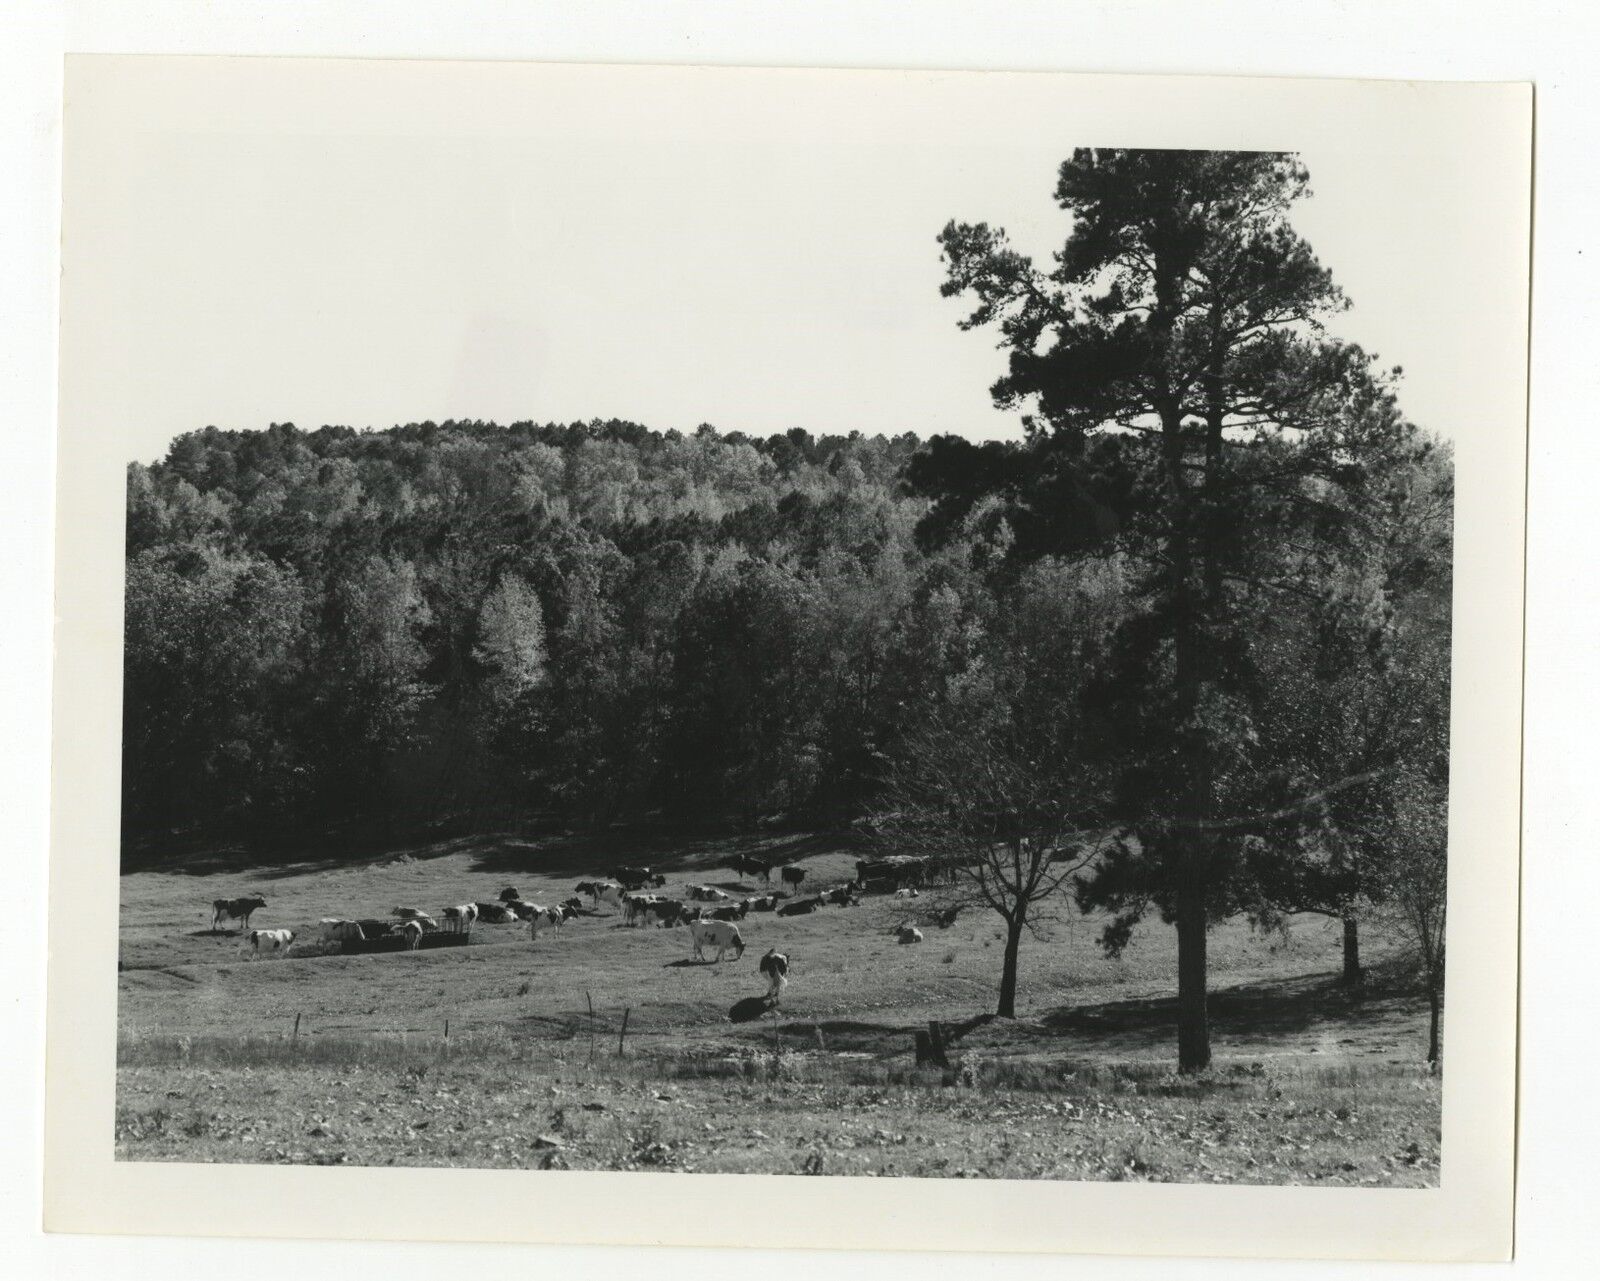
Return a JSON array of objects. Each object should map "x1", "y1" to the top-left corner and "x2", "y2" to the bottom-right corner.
[{"x1": 43, "y1": 56, "x2": 1530, "y2": 1259}]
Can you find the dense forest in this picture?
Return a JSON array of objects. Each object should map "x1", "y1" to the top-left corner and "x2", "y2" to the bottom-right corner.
[{"x1": 123, "y1": 150, "x2": 1455, "y2": 1064}]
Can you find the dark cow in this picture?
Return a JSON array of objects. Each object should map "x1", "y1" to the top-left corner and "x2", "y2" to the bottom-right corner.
[
  {"x1": 777, "y1": 895, "x2": 823, "y2": 917},
  {"x1": 211, "y1": 895, "x2": 267, "y2": 931},
  {"x1": 779, "y1": 866, "x2": 806, "y2": 892},
  {"x1": 707, "y1": 901, "x2": 749, "y2": 922},
  {"x1": 823, "y1": 884, "x2": 860, "y2": 907},
  {"x1": 497, "y1": 886, "x2": 522, "y2": 902},
  {"x1": 560, "y1": 896, "x2": 586, "y2": 915},
  {"x1": 614, "y1": 866, "x2": 665, "y2": 889},
  {"x1": 730, "y1": 854, "x2": 773, "y2": 882},
  {"x1": 747, "y1": 894, "x2": 778, "y2": 912},
  {"x1": 759, "y1": 948, "x2": 790, "y2": 1000},
  {"x1": 575, "y1": 881, "x2": 603, "y2": 898},
  {"x1": 474, "y1": 902, "x2": 518, "y2": 924}
]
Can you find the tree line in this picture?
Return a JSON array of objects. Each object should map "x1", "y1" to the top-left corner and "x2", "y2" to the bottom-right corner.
[{"x1": 124, "y1": 149, "x2": 1452, "y2": 1070}]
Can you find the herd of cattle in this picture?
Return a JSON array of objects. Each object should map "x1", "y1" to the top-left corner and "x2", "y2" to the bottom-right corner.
[{"x1": 207, "y1": 852, "x2": 956, "y2": 968}]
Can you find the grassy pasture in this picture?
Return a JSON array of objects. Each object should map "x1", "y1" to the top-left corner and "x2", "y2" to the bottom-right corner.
[{"x1": 116, "y1": 830, "x2": 1440, "y2": 1183}]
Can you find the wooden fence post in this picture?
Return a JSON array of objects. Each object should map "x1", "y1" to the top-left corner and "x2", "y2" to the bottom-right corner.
[
  {"x1": 586, "y1": 991, "x2": 596, "y2": 1066},
  {"x1": 292, "y1": 1012, "x2": 301, "y2": 1046},
  {"x1": 617, "y1": 1007, "x2": 631, "y2": 1057}
]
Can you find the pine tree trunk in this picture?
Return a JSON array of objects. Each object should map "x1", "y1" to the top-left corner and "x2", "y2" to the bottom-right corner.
[
  {"x1": 1342, "y1": 915, "x2": 1363, "y2": 986},
  {"x1": 997, "y1": 915, "x2": 1023, "y2": 1018},
  {"x1": 1426, "y1": 982, "x2": 1442, "y2": 1066},
  {"x1": 1176, "y1": 891, "x2": 1211, "y2": 1073}
]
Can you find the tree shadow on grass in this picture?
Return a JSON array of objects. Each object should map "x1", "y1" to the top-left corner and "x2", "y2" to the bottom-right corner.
[
  {"x1": 466, "y1": 830, "x2": 861, "y2": 882},
  {"x1": 1035, "y1": 962, "x2": 1425, "y2": 1057}
]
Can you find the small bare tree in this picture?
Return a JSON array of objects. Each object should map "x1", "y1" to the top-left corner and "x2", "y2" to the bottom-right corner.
[
  {"x1": 876, "y1": 706, "x2": 1107, "y2": 1018},
  {"x1": 1369, "y1": 769, "x2": 1448, "y2": 1066}
]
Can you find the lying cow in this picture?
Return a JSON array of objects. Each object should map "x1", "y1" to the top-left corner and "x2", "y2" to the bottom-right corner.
[
  {"x1": 687, "y1": 918, "x2": 746, "y2": 963},
  {"x1": 706, "y1": 901, "x2": 749, "y2": 922},
  {"x1": 245, "y1": 928, "x2": 294, "y2": 956},
  {"x1": 759, "y1": 948, "x2": 790, "y2": 1000},
  {"x1": 441, "y1": 904, "x2": 478, "y2": 934},
  {"x1": 894, "y1": 888, "x2": 921, "y2": 899},
  {"x1": 777, "y1": 895, "x2": 823, "y2": 917},
  {"x1": 211, "y1": 895, "x2": 267, "y2": 931},
  {"x1": 497, "y1": 886, "x2": 522, "y2": 902},
  {"x1": 317, "y1": 918, "x2": 366, "y2": 945},
  {"x1": 897, "y1": 925, "x2": 924, "y2": 945},
  {"x1": 823, "y1": 884, "x2": 860, "y2": 907},
  {"x1": 687, "y1": 885, "x2": 731, "y2": 903},
  {"x1": 747, "y1": 894, "x2": 778, "y2": 913},
  {"x1": 473, "y1": 902, "x2": 519, "y2": 924}
]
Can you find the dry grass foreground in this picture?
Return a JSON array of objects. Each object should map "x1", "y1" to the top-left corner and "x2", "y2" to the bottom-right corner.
[{"x1": 116, "y1": 831, "x2": 1441, "y2": 1184}]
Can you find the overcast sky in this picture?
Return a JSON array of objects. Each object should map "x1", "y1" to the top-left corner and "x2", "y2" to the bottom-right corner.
[{"x1": 63, "y1": 61, "x2": 1506, "y2": 465}]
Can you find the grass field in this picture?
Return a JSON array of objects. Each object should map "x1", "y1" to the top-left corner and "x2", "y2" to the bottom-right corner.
[{"x1": 116, "y1": 830, "x2": 1441, "y2": 1184}]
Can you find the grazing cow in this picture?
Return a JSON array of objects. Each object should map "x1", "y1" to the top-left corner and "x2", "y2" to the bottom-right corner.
[
  {"x1": 747, "y1": 894, "x2": 778, "y2": 912},
  {"x1": 474, "y1": 902, "x2": 518, "y2": 924},
  {"x1": 317, "y1": 918, "x2": 366, "y2": 945},
  {"x1": 897, "y1": 925, "x2": 924, "y2": 945},
  {"x1": 894, "y1": 887, "x2": 920, "y2": 899},
  {"x1": 245, "y1": 928, "x2": 294, "y2": 956},
  {"x1": 594, "y1": 883, "x2": 629, "y2": 909},
  {"x1": 823, "y1": 884, "x2": 860, "y2": 907},
  {"x1": 390, "y1": 906, "x2": 435, "y2": 928},
  {"x1": 687, "y1": 919, "x2": 746, "y2": 963},
  {"x1": 497, "y1": 886, "x2": 522, "y2": 902},
  {"x1": 397, "y1": 920, "x2": 423, "y2": 950},
  {"x1": 560, "y1": 896, "x2": 585, "y2": 915},
  {"x1": 575, "y1": 880, "x2": 602, "y2": 898},
  {"x1": 441, "y1": 904, "x2": 478, "y2": 935},
  {"x1": 779, "y1": 866, "x2": 806, "y2": 892},
  {"x1": 211, "y1": 895, "x2": 267, "y2": 931},
  {"x1": 707, "y1": 902, "x2": 748, "y2": 922},
  {"x1": 777, "y1": 895, "x2": 823, "y2": 917},
  {"x1": 759, "y1": 949, "x2": 790, "y2": 1001}
]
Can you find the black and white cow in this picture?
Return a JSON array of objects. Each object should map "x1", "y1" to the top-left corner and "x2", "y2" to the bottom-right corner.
[
  {"x1": 245, "y1": 928, "x2": 294, "y2": 956},
  {"x1": 391, "y1": 906, "x2": 436, "y2": 928},
  {"x1": 474, "y1": 902, "x2": 519, "y2": 924},
  {"x1": 687, "y1": 919, "x2": 746, "y2": 963},
  {"x1": 497, "y1": 886, "x2": 522, "y2": 902},
  {"x1": 777, "y1": 895, "x2": 823, "y2": 917},
  {"x1": 396, "y1": 920, "x2": 423, "y2": 950},
  {"x1": 759, "y1": 948, "x2": 789, "y2": 1001},
  {"x1": 441, "y1": 904, "x2": 478, "y2": 935}
]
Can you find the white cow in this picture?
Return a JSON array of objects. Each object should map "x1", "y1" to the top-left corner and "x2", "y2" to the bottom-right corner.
[
  {"x1": 396, "y1": 920, "x2": 423, "y2": 950},
  {"x1": 893, "y1": 888, "x2": 920, "y2": 899},
  {"x1": 687, "y1": 919, "x2": 746, "y2": 963},
  {"x1": 390, "y1": 906, "x2": 435, "y2": 928},
  {"x1": 318, "y1": 918, "x2": 366, "y2": 945},
  {"x1": 246, "y1": 928, "x2": 294, "y2": 956},
  {"x1": 441, "y1": 904, "x2": 478, "y2": 935}
]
